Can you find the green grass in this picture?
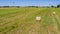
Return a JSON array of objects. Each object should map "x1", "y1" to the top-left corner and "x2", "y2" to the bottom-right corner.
[{"x1": 0, "y1": 8, "x2": 60, "y2": 34}]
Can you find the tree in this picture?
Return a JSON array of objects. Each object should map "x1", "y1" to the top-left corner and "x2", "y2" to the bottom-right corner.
[
  {"x1": 51, "y1": 5, "x2": 56, "y2": 8},
  {"x1": 57, "y1": 4, "x2": 60, "y2": 8},
  {"x1": 51, "y1": 5, "x2": 54, "y2": 8},
  {"x1": 3, "y1": 6, "x2": 9, "y2": 8}
]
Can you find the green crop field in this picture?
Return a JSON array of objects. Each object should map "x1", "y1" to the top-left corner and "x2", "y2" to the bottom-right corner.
[{"x1": 0, "y1": 8, "x2": 60, "y2": 34}]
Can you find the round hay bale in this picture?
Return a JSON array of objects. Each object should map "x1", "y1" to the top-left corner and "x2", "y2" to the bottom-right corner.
[
  {"x1": 52, "y1": 12, "x2": 56, "y2": 15},
  {"x1": 36, "y1": 16, "x2": 41, "y2": 21}
]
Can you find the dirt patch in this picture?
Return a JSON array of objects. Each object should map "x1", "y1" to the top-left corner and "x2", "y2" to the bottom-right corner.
[
  {"x1": 46, "y1": 24, "x2": 54, "y2": 34},
  {"x1": 29, "y1": 29, "x2": 38, "y2": 34},
  {"x1": 28, "y1": 23, "x2": 41, "y2": 34}
]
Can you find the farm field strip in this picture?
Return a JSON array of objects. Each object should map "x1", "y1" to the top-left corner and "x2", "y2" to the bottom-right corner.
[{"x1": 0, "y1": 8, "x2": 60, "y2": 34}]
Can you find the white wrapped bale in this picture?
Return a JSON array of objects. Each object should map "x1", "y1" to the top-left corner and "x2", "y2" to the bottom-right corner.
[{"x1": 36, "y1": 16, "x2": 41, "y2": 21}]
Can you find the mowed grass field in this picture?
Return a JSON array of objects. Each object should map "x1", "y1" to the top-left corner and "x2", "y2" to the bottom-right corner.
[{"x1": 0, "y1": 8, "x2": 60, "y2": 34}]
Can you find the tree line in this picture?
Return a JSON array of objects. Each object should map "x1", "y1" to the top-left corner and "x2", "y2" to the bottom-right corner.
[
  {"x1": 51, "y1": 4, "x2": 60, "y2": 8},
  {"x1": 0, "y1": 4, "x2": 60, "y2": 8}
]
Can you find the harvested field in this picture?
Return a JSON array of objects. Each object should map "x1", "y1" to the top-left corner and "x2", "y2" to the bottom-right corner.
[{"x1": 0, "y1": 8, "x2": 60, "y2": 34}]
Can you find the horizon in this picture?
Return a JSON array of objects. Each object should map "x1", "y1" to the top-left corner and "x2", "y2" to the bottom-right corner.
[{"x1": 0, "y1": 0, "x2": 60, "y2": 6}]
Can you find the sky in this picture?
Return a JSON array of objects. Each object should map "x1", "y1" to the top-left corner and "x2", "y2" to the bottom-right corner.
[{"x1": 0, "y1": 0, "x2": 60, "y2": 6}]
